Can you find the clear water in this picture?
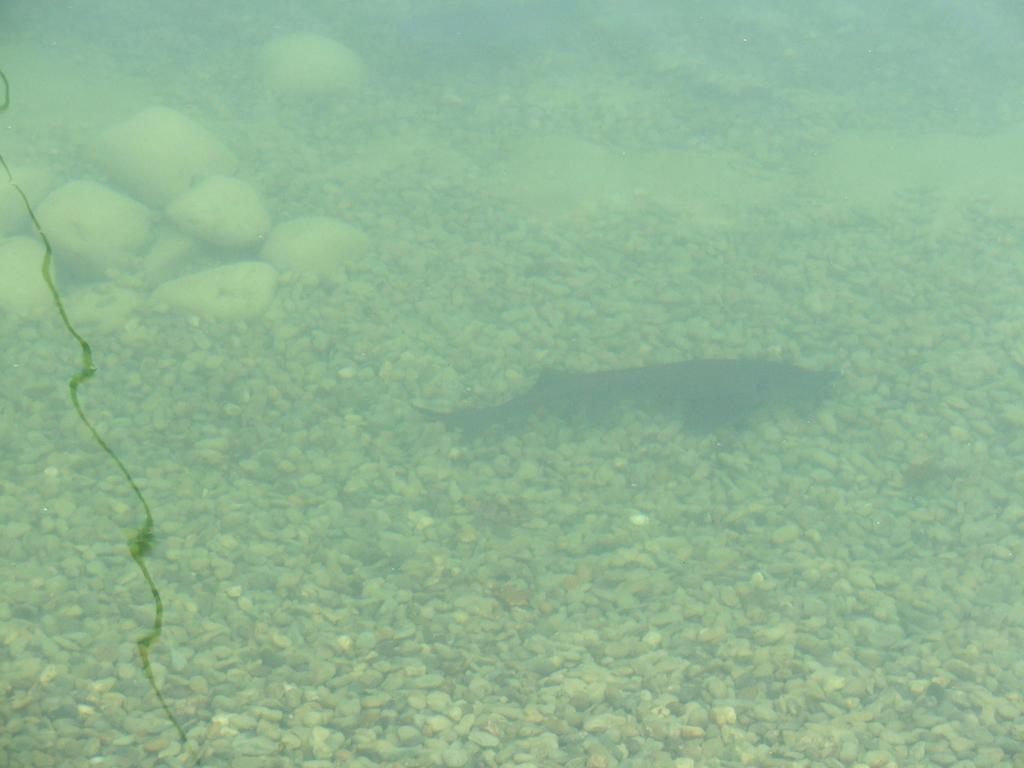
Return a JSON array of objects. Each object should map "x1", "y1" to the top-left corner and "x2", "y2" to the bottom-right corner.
[{"x1": 2, "y1": 1, "x2": 1023, "y2": 765}]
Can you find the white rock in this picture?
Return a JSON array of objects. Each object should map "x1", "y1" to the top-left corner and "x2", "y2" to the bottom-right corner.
[
  {"x1": 262, "y1": 34, "x2": 364, "y2": 96},
  {"x1": 152, "y1": 261, "x2": 277, "y2": 321},
  {"x1": 0, "y1": 236, "x2": 52, "y2": 316},
  {"x1": 166, "y1": 176, "x2": 270, "y2": 248},
  {"x1": 0, "y1": 167, "x2": 54, "y2": 236},
  {"x1": 38, "y1": 180, "x2": 152, "y2": 272},
  {"x1": 93, "y1": 107, "x2": 238, "y2": 205},
  {"x1": 137, "y1": 227, "x2": 198, "y2": 285},
  {"x1": 260, "y1": 216, "x2": 368, "y2": 278}
]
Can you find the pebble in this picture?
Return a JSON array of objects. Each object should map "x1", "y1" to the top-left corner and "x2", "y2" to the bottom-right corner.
[
  {"x1": 629, "y1": 511, "x2": 650, "y2": 526},
  {"x1": 847, "y1": 568, "x2": 876, "y2": 589},
  {"x1": 361, "y1": 693, "x2": 390, "y2": 708},
  {"x1": 454, "y1": 712, "x2": 474, "y2": 736},
  {"x1": 426, "y1": 691, "x2": 451, "y2": 711},
  {"x1": 311, "y1": 726, "x2": 330, "y2": 748},
  {"x1": 397, "y1": 725, "x2": 422, "y2": 745},
  {"x1": 269, "y1": 631, "x2": 292, "y2": 649},
  {"x1": 642, "y1": 629, "x2": 663, "y2": 647},
  {"x1": 711, "y1": 705, "x2": 737, "y2": 726},
  {"x1": 423, "y1": 713, "x2": 453, "y2": 735},
  {"x1": 468, "y1": 729, "x2": 500, "y2": 748},
  {"x1": 583, "y1": 713, "x2": 625, "y2": 733},
  {"x1": 310, "y1": 659, "x2": 335, "y2": 684},
  {"x1": 233, "y1": 735, "x2": 277, "y2": 756},
  {"x1": 442, "y1": 743, "x2": 472, "y2": 767},
  {"x1": 412, "y1": 672, "x2": 446, "y2": 688},
  {"x1": 771, "y1": 523, "x2": 801, "y2": 545}
]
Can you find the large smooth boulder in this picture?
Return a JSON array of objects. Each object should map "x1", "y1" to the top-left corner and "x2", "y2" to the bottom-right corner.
[
  {"x1": 261, "y1": 34, "x2": 364, "y2": 96},
  {"x1": 166, "y1": 176, "x2": 270, "y2": 248},
  {"x1": 0, "y1": 167, "x2": 54, "y2": 236},
  {"x1": 0, "y1": 237, "x2": 52, "y2": 316},
  {"x1": 260, "y1": 216, "x2": 369, "y2": 278},
  {"x1": 37, "y1": 180, "x2": 152, "y2": 272},
  {"x1": 152, "y1": 261, "x2": 278, "y2": 321},
  {"x1": 92, "y1": 107, "x2": 238, "y2": 206}
]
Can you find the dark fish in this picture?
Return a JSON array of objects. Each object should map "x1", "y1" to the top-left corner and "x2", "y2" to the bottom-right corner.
[{"x1": 419, "y1": 359, "x2": 838, "y2": 436}]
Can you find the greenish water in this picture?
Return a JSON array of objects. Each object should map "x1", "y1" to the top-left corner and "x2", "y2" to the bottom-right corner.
[{"x1": 2, "y1": 1, "x2": 1024, "y2": 766}]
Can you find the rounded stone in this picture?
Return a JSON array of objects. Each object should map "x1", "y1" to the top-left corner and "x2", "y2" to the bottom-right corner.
[
  {"x1": 38, "y1": 180, "x2": 152, "y2": 271},
  {"x1": 92, "y1": 106, "x2": 238, "y2": 206},
  {"x1": 0, "y1": 167, "x2": 54, "y2": 236},
  {"x1": 0, "y1": 236, "x2": 52, "y2": 316},
  {"x1": 152, "y1": 261, "x2": 278, "y2": 321},
  {"x1": 166, "y1": 175, "x2": 270, "y2": 248},
  {"x1": 441, "y1": 742, "x2": 472, "y2": 767},
  {"x1": 261, "y1": 34, "x2": 364, "y2": 96},
  {"x1": 261, "y1": 216, "x2": 369, "y2": 278}
]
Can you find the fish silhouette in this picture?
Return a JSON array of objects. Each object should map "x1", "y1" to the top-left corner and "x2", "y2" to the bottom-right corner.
[{"x1": 419, "y1": 359, "x2": 838, "y2": 437}]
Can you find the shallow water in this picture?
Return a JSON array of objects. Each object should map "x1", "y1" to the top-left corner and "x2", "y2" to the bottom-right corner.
[{"x1": 397, "y1": 0, "x2": 580, "y2": 64}]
